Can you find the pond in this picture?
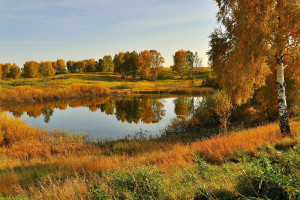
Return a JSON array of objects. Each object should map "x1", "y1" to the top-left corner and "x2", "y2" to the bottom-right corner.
[{"x1": 2, "y1": 95, "x2": 204, "y2": 139}]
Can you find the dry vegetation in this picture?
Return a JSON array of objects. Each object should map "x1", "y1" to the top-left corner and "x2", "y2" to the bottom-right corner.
[
  {"x1": 0, "y1": 113, "x2": 299, "y2": 198},
  {"x1": 0, "y1": 68, "x2": 213, "y2": 105}
]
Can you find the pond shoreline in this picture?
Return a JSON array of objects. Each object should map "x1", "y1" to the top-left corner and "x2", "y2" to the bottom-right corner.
[{"x1": 0, "y1": 84, "x2": 213, "y2": 105}]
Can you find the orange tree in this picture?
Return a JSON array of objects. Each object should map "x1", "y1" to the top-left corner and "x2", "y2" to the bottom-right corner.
[{"x1": 207, "y1": 0, "x2": 299, "y2": 135}]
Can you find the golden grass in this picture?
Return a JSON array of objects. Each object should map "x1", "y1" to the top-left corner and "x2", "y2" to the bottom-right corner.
[
  {"x1": 0, "y1": 113, "x2": 298, "y2": 169},
  {"x1": 0, "y1": 69, "x2": 213, "y2": 105},
  {"x1": 190, "y1": 123, "x2": 298, "y2": 163},
  {"x1": 0, "y1": 84, "x2": 111, "y2": 104},
  {"x1": 0, "y1": 113, "x2": 298, "y2": 196}
]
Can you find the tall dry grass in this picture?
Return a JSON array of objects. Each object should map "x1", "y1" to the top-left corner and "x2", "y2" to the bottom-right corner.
[
  {"x1": 0, "y1": 84, "x2": 111, "y2": 104},
  {"x1": 191, "y1": 122, "x2": 299, "y2": 163},
  {"x1": 0, "y1": 113, "x2": 298, "y2": 196}
]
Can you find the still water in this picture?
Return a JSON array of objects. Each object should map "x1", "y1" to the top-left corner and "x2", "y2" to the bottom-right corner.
[{"x1": 3, "y1": 95, "x2": 203, "y2": 139}]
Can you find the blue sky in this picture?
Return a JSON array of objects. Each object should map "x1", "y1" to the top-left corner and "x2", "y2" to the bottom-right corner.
[{"x1": 0, "y1": 0, "x2": 218, "y2": 67}]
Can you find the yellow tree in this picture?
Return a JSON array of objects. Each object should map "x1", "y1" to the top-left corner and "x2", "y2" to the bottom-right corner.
[
  {"x1": 56, "y1": 59, "x2": 66, "y2": 73},
  {"x1": 208, "y1": 0, "x2": 299, "y2": 135},
  {"x1": 39, "y1": 61, "x2": 55, "y2": 77},
  {"x1": 23, "y1": 61, "x2": 40, "y2": 78},
  {"x1": 173, "y1": 50, "x2": 188, "y2": 79},
  {"x1": 8, "y1": 64, "x2": 21, "y2": 79},
  {"x1": 138, "y1": 50, "x2": 153, "y2": 79},
  {"x1": 150, "y1": 50, "x2": 164, "y2": 81}
]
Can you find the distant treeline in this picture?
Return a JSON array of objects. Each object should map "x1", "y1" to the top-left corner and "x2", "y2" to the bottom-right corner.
[{"x1": 0, "y1": 49, "x2": 202, "y2": 81}]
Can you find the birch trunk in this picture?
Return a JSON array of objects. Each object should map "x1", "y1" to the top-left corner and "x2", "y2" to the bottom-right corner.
[{"x1": 276, "y1": 59, "x2": 291, "y2": 135}]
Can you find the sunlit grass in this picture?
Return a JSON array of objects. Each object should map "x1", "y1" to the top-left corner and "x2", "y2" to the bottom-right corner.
[
  {"x1": 0, "y1": 113, "x2": 299, "y2": 197},
  {"x1": 0, "y1": 68, "x2": 212, "y2": 95}
]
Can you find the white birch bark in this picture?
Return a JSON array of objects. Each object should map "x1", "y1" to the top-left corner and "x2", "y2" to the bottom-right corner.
[{"x1": 276, "y1": 59, "x2": 291, "y2": 135}]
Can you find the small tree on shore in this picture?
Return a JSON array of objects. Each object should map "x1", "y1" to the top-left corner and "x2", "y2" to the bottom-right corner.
[{"x1": 212, "y1": 91, "x2": 233, "y2": 134}]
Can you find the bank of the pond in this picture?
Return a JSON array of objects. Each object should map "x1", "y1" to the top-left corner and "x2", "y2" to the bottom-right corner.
[
  {"x1": 0, "y1": 113, "x2": 299, "y2": 199},
  {"x1": 0, "y1": 83, "x2": 212, "y2": 105}
]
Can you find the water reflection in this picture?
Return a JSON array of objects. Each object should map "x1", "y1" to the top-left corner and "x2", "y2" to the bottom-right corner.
[
  {"x1": 174, "y1": 97, "x2": 196, "y2": 119},
  {"x1": 2, "y1": 95, "x2": 200, "y2": 124},
  {"x1": 2, "y1": 95, "x2": 203, "y2": 138}
]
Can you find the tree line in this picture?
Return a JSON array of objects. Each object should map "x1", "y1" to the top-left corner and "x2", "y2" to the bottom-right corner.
[{"x1": 0, "y1": 49, "x2": 203, "y2": 81}]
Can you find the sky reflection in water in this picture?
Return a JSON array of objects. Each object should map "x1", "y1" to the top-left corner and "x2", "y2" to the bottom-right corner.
[{"x1": 4, "y1": 95, "x2": 203, "y2": 139}]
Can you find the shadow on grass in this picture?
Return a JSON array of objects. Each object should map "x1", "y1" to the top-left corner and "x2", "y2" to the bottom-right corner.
[{"x1": 0, "y1": 163, "x2": 62, "y2": 189}]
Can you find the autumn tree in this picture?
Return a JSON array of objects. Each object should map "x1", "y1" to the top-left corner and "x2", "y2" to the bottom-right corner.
[
  {"x1": 0, "y1": 64, "x2": 3, "y2": 79},
  {"x1": 187, "y1": 51, "x2": 202, "y2": 85},
  {"x1": 212, "y1": 91, "x2": 233, "y2": 134},
  {"x1": 84, "y1": 59, "x2": 97, "y2": 72},
  {"x1": 207, "y1": 0, "x2": 299, "y2": 135},
  {"x1": 98, "y1": 55, "x2": 114, "y2": 72},
  {"x1": 138, "y1": 50, "x2": 152, "y2": 79},
  {"x1": 75, "y1": 61, "x2": 86, "y2": 73},
  {"x1": 113, "y1": 52, "x2": 125, "y2": 75},
  {"x1": 8, "y1": 64, "x2": 21, "y2": 79},
  {"x1": 1, "y1": 63, "x2": 12, "y2": 79},
  {"x1": 56, "y1": 59, "x2": 66, "y2": 73},
  {"x1": 149, "y1": 50, "x2": 164, "y2": 81},
  {"x1": 39, "y1": 61, "x2": 55, "y2": 77},
  {"x1": 23, "y1": 61, "x2": 40, "y2": 78},
  {"x1": 124, "y1": 51, "x2": 139, "y2": 79},
  {"x1": 173, "y1": 50, "x2": 188, "y2": 78},
  {"x1": 67, "y1": 60, "x2": 77, "y2": 73}
]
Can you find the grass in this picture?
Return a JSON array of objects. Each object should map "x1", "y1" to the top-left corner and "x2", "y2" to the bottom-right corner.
[
  {"x1": 0, "y1": 68, "x2": 213, "y2": 104},
  {"x1": 0, "y1": 113, "x2": 299, "y2": 199}
]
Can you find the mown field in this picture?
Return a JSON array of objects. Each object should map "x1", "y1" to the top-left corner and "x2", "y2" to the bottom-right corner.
[{"x1": 0, "y1": 113, "x2": 299, "y2": 199}]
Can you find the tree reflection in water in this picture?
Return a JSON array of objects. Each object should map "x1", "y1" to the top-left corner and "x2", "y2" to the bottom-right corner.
[{"x1": 3, "y1": 95, "x2": 169, "y2": 124}]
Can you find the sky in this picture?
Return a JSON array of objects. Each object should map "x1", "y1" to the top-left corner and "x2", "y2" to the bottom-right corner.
[{"x1": 0, "y1": 0, "x2": 218, "y2": 68}]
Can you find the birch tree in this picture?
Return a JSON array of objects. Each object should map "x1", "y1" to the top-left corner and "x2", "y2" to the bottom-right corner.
[{"x1": 208, "y1": 0, "x2": 299, "y2": 135}]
